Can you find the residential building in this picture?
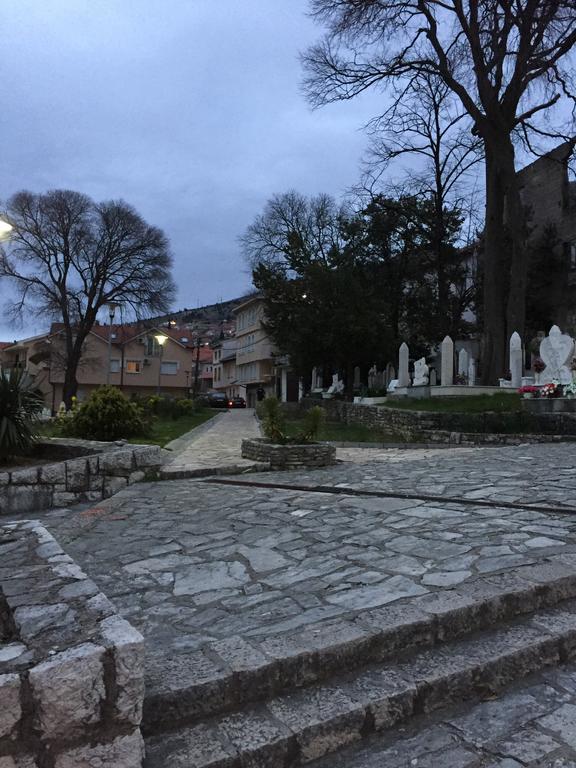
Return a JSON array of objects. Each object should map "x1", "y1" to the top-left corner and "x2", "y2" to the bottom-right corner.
[
  {"x1": 1, "y1": 323, "x2": 214, "y2": 411},
  {"x1": 212, "y1": 338, "x2": 238, "y2": 398},
  {"x1": 233, "y1": 295, "x2": 300, "y2": 406}
]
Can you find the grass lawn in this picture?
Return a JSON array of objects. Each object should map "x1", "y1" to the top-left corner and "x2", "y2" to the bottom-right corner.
[
  {"x1": 127, "y1": 410, "x2": 217, "y2": 447},
  {"x1": 284, "y1": 419, "x2": 414, "y2": 443},
  {"x1": 382, "y1": 393, "x2": 522, "y2": 413},
  {"x1": 37, "y1": 410, "x2": 217, "y2": 448}
]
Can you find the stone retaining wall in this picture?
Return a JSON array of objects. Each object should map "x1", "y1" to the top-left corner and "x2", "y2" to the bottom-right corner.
[
  {"x1": 242, "y1": 438, "x2": 336, "y2": 469},
  {"x1": 0, "y1": 520, "x2": 145, "y2": 767},
  {"x1": 296, "y1": 400, "x2": 576, "y2": 442},
  {"x1": 0, "y1": 439, "x2": 164, "y2": 516}
]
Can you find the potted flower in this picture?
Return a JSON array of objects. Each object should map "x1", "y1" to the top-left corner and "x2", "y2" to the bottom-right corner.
[
  {"x1": 518, "y1": 385, "x2": 539, "y2": 399},
  {"x1": 541, "y1": 381, "x2": 560, "y2": 398},
  {"x1": 454, "y1": 373, "x2": 468, "y2": 385}
]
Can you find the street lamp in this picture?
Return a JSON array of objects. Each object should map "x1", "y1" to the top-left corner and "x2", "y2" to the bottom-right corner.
[
  {"x1": 106, "y1": 302, "x2": 119, "y2": 385},
  {"x1": 154, "y1": 334, "x2": 168, "y2": 395},
  {"x1": 0, "y1": 219, "x2": 13, "y2": 239}
]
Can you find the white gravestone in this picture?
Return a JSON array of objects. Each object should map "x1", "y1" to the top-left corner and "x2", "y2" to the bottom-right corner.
[
  {"x1": 413, "y1": 357, "x2": 429, "y2": 386},
  {"x1": 468, "y1": 358, "x2": 476, "y2": 386},
  {"x1": 429, "y1": 368, "x2": 437, "y2": 386},
  {"x1": 509, "y1": 332, "x2": 523, "y2": 388},
  {"x1": 458, "y1": 348, "x2": 469, "y2": 377},
  {"x1": 398, "y1": 342, "x2": 411, "y2": 387},
  {"x1": 441, "y1": 336, "x2": 454, "y2": 386},
  {"x1": 540, "y1": 325, "x2": 574, "y2": 385}
]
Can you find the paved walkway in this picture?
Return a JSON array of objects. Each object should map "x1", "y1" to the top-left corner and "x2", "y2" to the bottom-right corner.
[
  {"x1": 160, "y1": 407, "x2": 263, "y2": 478},
  {"x1": 19, "y1": 442, "x2": 576, "y2": 670}
]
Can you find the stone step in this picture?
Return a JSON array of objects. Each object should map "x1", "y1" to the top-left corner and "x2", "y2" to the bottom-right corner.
[
  {"x1": 143, "y1": 561, "x2": 576, "y2": 733},
  {"x1": 143, "y1": 599, "x2": 576, "y2": 767}
]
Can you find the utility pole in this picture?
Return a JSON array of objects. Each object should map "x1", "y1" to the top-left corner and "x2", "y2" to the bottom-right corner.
[{"x1": 192, "y1": 338, "x2": 201, "y2": 399}]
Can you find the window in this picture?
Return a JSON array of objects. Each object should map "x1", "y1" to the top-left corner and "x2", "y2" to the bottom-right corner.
[
  {"x1": 160, "y1": 361, "x2": 178, "y2": 375},
  {"x1": 109, "y1": 359, "x2": 120, "y2": 373},
  {"x1": 144, "y1": 336, "x2": 161, "y2": 356},
  {"x1": 126, "y1": 360, "x2": 142, "y2": 374}
]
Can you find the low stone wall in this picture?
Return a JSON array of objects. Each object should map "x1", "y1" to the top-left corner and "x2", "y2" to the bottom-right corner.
[
  {"x1": 0, "y1": 520, "x2": 145, "y2": 767},
  {"x1": 0, "y1": 439, "x2": 164, "y2": 516},
  {"x1": 242, "y1": 438, "x2": 336, "y2": 470},
  {"x1": 295, "y1": 400, "x2": 576, "y2": 443}
]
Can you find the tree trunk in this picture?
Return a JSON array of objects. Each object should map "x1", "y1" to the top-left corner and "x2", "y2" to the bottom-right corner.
[
  {"x1": 62, "y1": 356, "x2": 80, "y2": 408},
  {"x1": 480, "y1": 150, "x2": 508, "y2": 384}
]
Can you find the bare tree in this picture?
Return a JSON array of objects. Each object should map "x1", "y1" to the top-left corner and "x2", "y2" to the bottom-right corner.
[
  {"x1": 0, "y1": 189, "x2": 175, "y2": 405},
  {"x1": 303, "y1": 0, "x2": 576, "y2": 382},
  {"x1": 360, "y1": 72, "x2": 482, "y2": 337}
]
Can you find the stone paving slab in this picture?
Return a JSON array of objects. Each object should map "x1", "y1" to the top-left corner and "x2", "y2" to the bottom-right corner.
[
  {"x1": 160, "y1": 408, "x2": 262, "y2": 478},
  {"x1": 310, "y1": 663, "x2": 576, "y2": 767},
  {"x1": 15, "y1": 440, "x2": 576, "y2": 692},
  {"x1": 258, "y1": 442, "x2": 576, "y2": 511}
]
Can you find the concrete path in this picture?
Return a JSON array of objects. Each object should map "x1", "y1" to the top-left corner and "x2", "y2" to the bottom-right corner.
[{"x1": 160, "y1": 407, "x2": 265, "y2": 479}]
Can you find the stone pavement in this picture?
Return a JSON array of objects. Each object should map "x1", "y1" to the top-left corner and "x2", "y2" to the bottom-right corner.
[
  {"x1": 160, "y1": 407, "x2": 264, "y2": 478},
  {"x1": 312, "y1": 665, "x2": 576, "y2": 767},
  {"x1": 11, "y1": 440, "x2": 576, "y2": 765},
  {"x1": 19, "y1": 442, "x2": 576, "y2": 672}
]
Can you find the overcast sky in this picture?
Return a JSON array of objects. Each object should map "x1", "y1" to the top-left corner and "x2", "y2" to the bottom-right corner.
[{"x1": 0, "y1": 0, "x2": 386, "y2": 340}]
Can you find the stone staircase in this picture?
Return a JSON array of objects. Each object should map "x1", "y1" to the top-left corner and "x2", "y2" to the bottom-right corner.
[{"x1": 142, "y1": 562, "x2": 576, "y2": 767}]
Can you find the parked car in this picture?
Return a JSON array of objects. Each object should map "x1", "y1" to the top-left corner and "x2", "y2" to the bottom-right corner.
[
  {"x1": 228, "y1": 396, "x2": 246, "y2": 409},
  {"x1": 207, "y1": 392, "x2": 229, "y2": 408}
]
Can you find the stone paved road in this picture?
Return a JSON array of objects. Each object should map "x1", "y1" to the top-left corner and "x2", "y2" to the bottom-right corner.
[
  {"x1": 161, "y1": 407, "x2": 262, "y2": 477},
  {"x1": 21, "y1": 442, "x2": 576, "y2": 669}
]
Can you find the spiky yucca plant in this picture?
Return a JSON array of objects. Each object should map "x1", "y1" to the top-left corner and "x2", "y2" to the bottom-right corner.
[{"x1": 0, "y1": 368, "x2": 44, "y2": 460}]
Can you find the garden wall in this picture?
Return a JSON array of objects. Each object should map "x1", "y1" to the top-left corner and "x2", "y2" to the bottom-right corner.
[
  {"x1": 242, "y1": 438, "x2": 336, "y2": 469},
  {"x1": 293, "y1": 400, "x2": 576, "y2": 443},
  {"x1": 0, "y1": 438, "x2": 164, "y2": 516},
  {"x1": 0, "y1": 520, "x2": 145, "y2": 767}
]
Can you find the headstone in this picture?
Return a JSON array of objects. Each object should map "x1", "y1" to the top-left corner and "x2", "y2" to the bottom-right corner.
[
  {"x1": 385, "y1": 363, "x2": 396, "y2": 387},
  {"x1": 440, "y1": 336, "x2": 454, "y2": 386},
  {"x1": 413, "y1": 357, "x2": 429, "y2": 386},
  {"x1": 540, "y1": 325, "x2": 574, "y2": 384},
  {"x1": 468, "y1": 358, "x2": 476, "y2": 386},
  {"x1": 368, "y1": 364, "x2": 377, "y2": 390},
  {"x1": 398, "y1": 342, "x2": 410, "y2": 387},
  {"x1": 509, "y1": 331, "x2": 523, "y2": 388},
  {"x1": 429, "y1": 368, "x2": 437, "y2": 386},
  {"x1": 387, "y1": 379, "x2": 399, "y2": 393},
  {"x1": 353, "y1": 366, "x2": 361, "y2": 389},
  {"x1": 458, "y1": 348, "x2": 469, "y2": 376}
]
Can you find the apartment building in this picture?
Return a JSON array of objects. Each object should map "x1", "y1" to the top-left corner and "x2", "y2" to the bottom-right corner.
[
  {"x1": 212, "y1": 338, "x2": 238, "y2": 397},
  {"x1": 1, "y1": 323, "x2": 213, "y2": 411}
]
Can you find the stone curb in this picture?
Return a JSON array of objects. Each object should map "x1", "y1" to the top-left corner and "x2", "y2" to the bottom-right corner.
[
  {"x1": 158, "y1": 462, "x2": 270, "y2": 480},
  {"x1": 143, "y1": 560, "x2": 576, "y2": 733},
  {"x1": 144, "y1": 600, "x2": 576, "y2": 768},
  {"x1": 0, "y1": 520, "x2": 145, "y2": 767}
]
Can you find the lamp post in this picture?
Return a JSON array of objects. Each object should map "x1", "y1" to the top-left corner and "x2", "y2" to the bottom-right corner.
[
  {"x1": 154, "y1": 334, "x2": 168, "y2": 395},
  {"x1": 192, "y1": 337, "x2": 202, "y2": 399},
  {"x1": 106, "y1": 303, "x2": 119, "y2": 385},
  {"x1": 0, "y1": 219, "x2": 13, "y2": 239}
]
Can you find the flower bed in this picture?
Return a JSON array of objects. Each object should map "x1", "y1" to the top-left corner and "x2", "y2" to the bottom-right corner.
[{"x1": 241, "y1": 438, "x2": 336, "y2": 470}]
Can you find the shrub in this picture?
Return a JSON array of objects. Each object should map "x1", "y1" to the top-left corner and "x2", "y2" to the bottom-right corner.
[
  {"x1": 258, "y1": 398, "x2": 326, "y2": 444},
  {"x1": 176, "y1": 398, "x2": 196, "y2": 416},
  {"x1": 258, "y1": 396, "x2": 286, "y2": 443},
  {"x1": 296, "y1": 405, "x2": 325, "y2": 442},
  {"x1": 0, "y1": 368, "x2": 44, "y2": 460},
  {"x1": 63, "y1": 386, "x2": 146, "y2": 441}
]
